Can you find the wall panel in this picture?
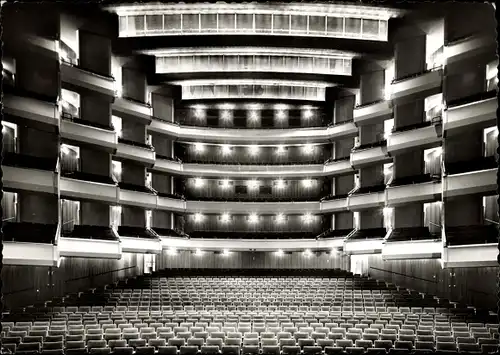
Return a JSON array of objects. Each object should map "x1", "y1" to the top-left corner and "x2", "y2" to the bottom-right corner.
[
  {"x1": 1, "y1": 253, "x2": 144, "y2": 309},
  {"x1": 362, "y1": 255, "x2": 498, "y2": 310},
  {"x1": 158, "y1": 250, "x2": 350, "y2": 271}
]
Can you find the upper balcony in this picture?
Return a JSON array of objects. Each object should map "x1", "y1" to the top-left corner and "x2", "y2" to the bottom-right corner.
[
  {"x1": 2, "y1": 153, "x2": 58, "y2": 195},
  {"x1": 3, "y1": 94, "x2": 59, "y2": 131},
  {"x1": 60, "y1": 61, "x2": 115, "y2": 99},
  {"x1": 60, "y1": 172, "x2": 119, "y2": 204},
  {"x1": 382, "y1": 227, "x2": 441, "y2": 260},
  {"x1": 112, "y1": 97, "x2": 153, "y2": 125},
  {"x1": 441, "y1": 225, "x2": 498, "y2": 268},
  {"x1": 156, "y1": 194, "x2": 186, "y2": 213},
  {"x1": 350, "y1": 140, "x2": 391, "y2": 168},
  {"x1": 59, "y1": 226, "x2": 121, "y2": 259},
  {"x1": 178, "y1": 79, "x2": 331, "y2": 101},
  {"x1": 153, "y1": 47, "x2": 354, "y2": 76},
  {"x1": 390, "y1": 68, "x2": 443, "y2": 105},
  {"x1": 442, "y1": 157, "x2": 497, "y2": 198},
  {"x1": 149, "y1": 118, "x2": 357, "y2": 144},
  {"x1": 111, "y1": 3, "x2": 401, "y2": 41},
  {"x1": 344, "y1": 228, "x2": 387, "y2": 255},
  {"x1": 387, "y1": 120, "x2": 442, "y2": 156},
  {"x1": 159, "y1": 234, "x2": 347, "y2": 251},
  {"x1": 443, "y1": 90, "x2": 497, "y2": 136},
  {"x1": 2, "y1": 222, "x2": 60, "y2": 267},
  {"x1": 118, "y1": 182, "x2": 158, "y2": 209},
  {"x1": 347, "y1": 184, "x2": 386, "y2": 211},
  {"x1": 386, "y1": 174, "x2": 441, "y2": 206},
  {"x1": 444, "y1": 33, "x2": 497, "y2": 69},
  {"x1": 117, "y1": 226, "x2": 162, "y2": 254},
  {"x1": 185, "y1": 200, "x2": 320, "y2": 214},
  {"x1": 60, "y1": 113, "x2": 118, "y2": 153},
  {"x1": 353, "y1": 99, "x2": 393, "y2": 127},
  {"x1": 115, "y1": 138, "x2": 156, "y2": 167}
]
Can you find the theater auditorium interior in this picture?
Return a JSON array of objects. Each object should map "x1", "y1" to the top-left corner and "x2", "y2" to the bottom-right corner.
[{"x1": 0, "y1": 1, "x2": 499, "y2": 355}]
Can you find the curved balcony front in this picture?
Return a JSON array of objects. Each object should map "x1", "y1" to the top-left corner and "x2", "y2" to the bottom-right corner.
[
  {"x1": 443, "y1": 93, "x2": 497, "y2": 135},
  {"x1": 112, "y1": 97, "x2": 153, "y2": 125},
  {"x1": 353, "y1": 100, "x2": 393, "y2": 127},
  {"x1": 3, "y1": 165, "x2": 58, "y2": 195},
  {"x1": 151, "y1": 158, "x2": 355, "y2": 178},
  {"x1": 387, "y1": 123, "x2": 442, "y2": 156},
  {"x1": 185, "y1": 200, "x2": 321, "y2": 214},
  {"x1": 390, "y1": 68, "x2": 443, "y2": 105},
  {"x1": 148, "y1": 119, "x2": 357, "y2": 144},
  {"x1": 111, "y1": 3, "x2": 401, "y2": 41},
  {"x1": 160, "y1": 236, "x2": 346, "y2": 252},
  {"x1": 444, "y1": 33, "x2": 497, "y2": 69},
  {"x1": 60, "y1": 62, "x2": 115, "y2": 99},
  {"x1": 153, "y1": 47, "x2": 353, "y2": 76}
]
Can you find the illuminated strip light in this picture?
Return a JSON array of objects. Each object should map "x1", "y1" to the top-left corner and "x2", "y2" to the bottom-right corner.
[
  {"x1": 146, "y1": 47, "x2": 356, "y2": 58},
  {"x1": 382, "y1": 240, "x2": 442, "y2": 260},
  {"x1": 441, "y1": 243, "x2": 498, "y2": 268},
  {"x1": 108, "y1": 3, "x2": 403, "y2": 20},
  {"x1": 182, "y1": 85, "x2": 326, "y2": 101},
  {"x1": 172, "y1": 79, "x2": 334, "y2": 88},
  {"x1": 159, "y1": 236, "x2": 348, "y2": 252}
]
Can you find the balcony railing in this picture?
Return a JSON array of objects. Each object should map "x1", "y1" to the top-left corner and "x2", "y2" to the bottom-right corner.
[
  {"x1": 61, "y1": 112, "x2": 115, "y2": 131},
  {"x1": 2, "y1": 222, "x2": 58, "y2": 244},
  {"x1": 445, "y1": 225, "x2": 498, "y2": 246},
  {"x1": 157, "y1": 192, "x2": 185, "y2": 200},
  {"x1": 118, "y1": 182, "x2": 157, "y2": 194},
  {"x1": 351, "y1": 184, "x2": 386, "y2": 195},
  {"x1": 118, "y1": 137, "x2": 154, "y2": 150},
  {"x1": 385, "y1": 227, "x2": 434, "y2": 242},
  {"x1": 61, "y1": 171, "x2": 116, "y2": 185},
  {"x1": 117, "y1": 226, "x2": 159, "y2": 239},
  {"x1": 2, "y1": 152, "x2": 58, "y2": 171},
  {"x1": 187, "y1": 231, "x2": 318, "y2": 240},
  {"x1": 153, "y1": 228, "x2": 190, "y2": 239},
  {"x1": 349, "y1": 228, "x2": 387, "y2": 240},
  {"x1": 388, "y1": 174, "x2": 439, "y2": 187},
  {"x1": 444, "y1": 156, "x2": 497, "y2": 175},
  {"x1": 353, "y1": 139, "x2": 387, "y2": 151},
  {"x1": 391, "y1": 66, "x2": 442, "y2": 84},
  {"x1": 445, "y1": 89, "x2": 497, "y2": 109},
  {"x1": 355, "y1": 98, "x2": 386, "y2": 109},
  {"x1": 321, "y1": 194, "x2": 349, "y2": 201},
  {"x1": 185, "y1": 196, "x2": 323, "y2": 203},
  {"x1": 391, "y1": 120, "x2": 432, "y2": 134},
  {"x1": 316, "y1": 228, "x2": 353, "y2": 239},
  {"x1": 64, "y1": 225, "x2": 119, "y2": 241}
]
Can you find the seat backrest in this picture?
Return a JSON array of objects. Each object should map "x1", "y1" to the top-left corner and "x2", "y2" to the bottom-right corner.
[{"x1": 436, "y1": 342, "x2": 457, "y2": 351}]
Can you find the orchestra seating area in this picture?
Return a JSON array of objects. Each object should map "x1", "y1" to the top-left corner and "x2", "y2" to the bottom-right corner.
[{"x1": 1, "y1": 271, "x2": 498, "y2": 355}]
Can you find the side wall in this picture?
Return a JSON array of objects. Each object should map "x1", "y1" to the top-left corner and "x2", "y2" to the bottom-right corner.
[
  {"x1": 2, "y1": 253, "x2": 145, "y2": 309},
  {"x1": 355, "y1": 255, "x2": 498, "y2": 310},
  {"x1": 158, "y1": 251, "x2": 350, "y2": 271}
]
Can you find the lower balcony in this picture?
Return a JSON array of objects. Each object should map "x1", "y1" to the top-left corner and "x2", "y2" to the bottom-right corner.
[
  {"x1": 382, "y1": 227, "x2": 441, "y2": 260},
  {"x1": 348, "y1": 186, "x2": 386, "y2": 211},
  {"x1": 59, "y1": 226, "x2": 121, "y2": 259},
  {"x1": 60, "y1": 117, "x2": 117, "y2": 153},
  {"x1": 160, "y1": 236, "x2": 347, "y2": 252},
  {"x1": 324, "y1": 158, "x2": 355, "y2": 176},
  {"x1": 344, "y1": 229, "x2": 387, "y2": 255},
  {"x1": 443, "y1": 158, "x2": 496, "y2": 198},
  {"x1": 442, "y1": 224, "x2": 498, "y2": 268},
  {"x1": 60, "y1": 172, "x2": 118, "y2": 204},
  {"x1": 3, "y1": 94, "x2": 59, "y2": 130},
  {"x1": 60, "y1": 61, "x2": 115, "y2": 99},
  {"x1": 2, "y1": 154, "x2": 58, "y2": 194},
  {"x1": 350, "y1": 143, "x2": 391, "y2": 169},
  {"x1": 117, "y1": 226, "x2": 162, "y2": 254},
  {"x1": 118, "y1": 183, "x2": 158, "y2": 209},
  {"x1": 386, "y1": 176, "x2": 441, "y2": 206},
  {"x1": 387, "y1": 123, "x2": 442, "y2": 156},
  {"x1": 390, "y1": 68, "x2": 443, "y2": 105},
  {"x1": 443, "y1": 92, "x2": 497, "y2": 135},
  {"x1": 184, "y1": 200, "x2": 320, "y2": 214},
  {"x1": 115, "y1": 139, "x2": 155, "y2": 167},
  {"x1": 353, "y1": 100, "x2": 393, "y2": 127},
  {"x1": 2, "y1": 222, "x2": 60, "y2": 267},
  {"x1": 320, "y1": 196, "x2": 349, "y2": 213}
]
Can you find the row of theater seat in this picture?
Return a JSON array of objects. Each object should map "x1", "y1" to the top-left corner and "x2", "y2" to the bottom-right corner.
[{"x1": 2, "y1": 275, "x2": 496, "y2": 355}]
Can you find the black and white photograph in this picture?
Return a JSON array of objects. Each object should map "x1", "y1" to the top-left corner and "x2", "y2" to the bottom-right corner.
[{"x1": 0, "y1": 1, "x2": 498, "y2": 354}]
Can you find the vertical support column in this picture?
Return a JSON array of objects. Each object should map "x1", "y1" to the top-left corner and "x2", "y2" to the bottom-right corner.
[{"x1": 151, "y1": 91, "x2": 176, "y2": 231}]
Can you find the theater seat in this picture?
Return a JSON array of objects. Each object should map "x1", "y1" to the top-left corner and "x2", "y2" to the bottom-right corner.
[
  {"x1": 136, "y1": 346, "x2": 157, "y2": 355},
  {"x1": 261, "y1": 345, "x2": 280, "y2": 355},
  {"x1": 200, "y1": 346, "x2": 220, "y2": 355},
  {"x1": 158, "y1": 346, "x2": 179, "y2": 355},
  {"x1": 113, "y1": 347, "x2": 134, "y2": 355}
]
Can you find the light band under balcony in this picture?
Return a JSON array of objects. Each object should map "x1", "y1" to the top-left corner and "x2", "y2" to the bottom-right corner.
[{"x1": 171, "y1": 79, "x2": 334, "y2": 88}]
